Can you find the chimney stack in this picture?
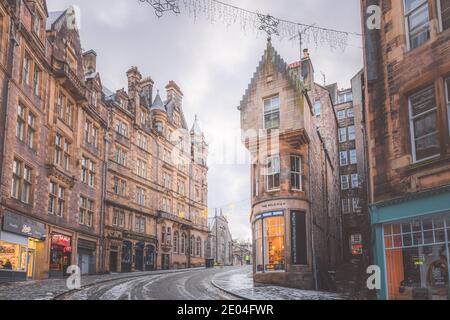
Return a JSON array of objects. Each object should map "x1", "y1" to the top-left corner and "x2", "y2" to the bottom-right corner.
[
  {"x1": 165, "y1": 80, "x2": 183, "y2": 107},
  {"x1": 140, "y1": 77, "x2": 154, "y2": 108},
  {"x1": 126, "y1": 66, "x2": 142, "y2": 96},
  {"x1": 301, "y1": 48, "x2": 314, "y2": 90}
]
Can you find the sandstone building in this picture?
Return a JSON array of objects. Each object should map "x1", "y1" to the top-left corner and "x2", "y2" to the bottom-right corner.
[
  {"x1": 239, "y1": 41, "x2": 342, "y2": 290},
  {"x1": 0, "y1": 1, "x2": 208, "y2": 283},
  {"x1": 361, "y1": 0, "x2": 450, "y2": 300},
  {"x1": 327, "y1": 73, "x2": 371, "y2": 263}
]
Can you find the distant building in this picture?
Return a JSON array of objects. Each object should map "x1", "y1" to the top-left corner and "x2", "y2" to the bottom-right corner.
[
  {"x1": 239, "y1": 41, "x2": 342, "y2": 290},
  {"x1": 207, "y1": 212, "x2": 233, "y2": 266}
]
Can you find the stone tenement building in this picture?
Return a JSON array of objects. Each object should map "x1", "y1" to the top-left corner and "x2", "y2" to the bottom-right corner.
[
  {"x1": 327, "y1": 72, "x2": 370, "y2": 263},
  {"x1": 239, "y1": 41, "x2": 342, "y2": 290},
  {"x1": 0, "y1": 1, "x2": 208, "y2": 283},
  {"x1": 361, "y1": 0, "x2": 450, "y2": 300}
]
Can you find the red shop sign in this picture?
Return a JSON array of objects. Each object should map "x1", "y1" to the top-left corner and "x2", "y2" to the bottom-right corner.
[{"x1": 52, "y1": 234, "x2": 71, "y2": 247}]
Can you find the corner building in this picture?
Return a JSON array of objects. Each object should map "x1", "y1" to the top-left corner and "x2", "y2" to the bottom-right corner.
[{"x1": 239, "y1": 41, "x2": 342, "y2": 290}]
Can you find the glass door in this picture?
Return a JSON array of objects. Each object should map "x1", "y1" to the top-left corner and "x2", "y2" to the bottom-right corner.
[{"x1": 27, "y1": 249, "x2": 35, "y2": 279}]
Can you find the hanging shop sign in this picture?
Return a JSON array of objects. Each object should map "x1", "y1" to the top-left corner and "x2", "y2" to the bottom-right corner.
[{"x1": 2, "y1": 211, "x2": 46, "y2": 240}]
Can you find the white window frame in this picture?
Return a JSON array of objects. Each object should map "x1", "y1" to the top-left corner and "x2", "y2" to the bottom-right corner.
[
  {"x1": 339, "y1": 128, "x2": 347, "y2": 143},
  {"x1": 352, "y1": 198, "x2": 362, "y2": 213},
  {"x1": 265, "y1": 155, "x2": 281, "y2": 192},
  {"x1": 347, "y1": 108, "x2": 354, "y2": 118},
  {"x1": 348, "y1": 126, "x2": 356, "y2": 141},
  {"x1": 340, "y1": 151, "x2": 348, "y2": 166},
  {"x1": 314, "y1": 101, "x2": 321, "y2": 117},
  {"x1": 337, "y1": 110, "x2": 346, "y2": 120},
  {"x1": 351, "y1": 174, "x2": 359, "y2": 189},
  {"x1": 408, "y1": 85, "x2": 440, "y2": 163},
  {"x1": 290, "y1": 155, "x2": 303, "y2": 191},
  {"x1": 341, "y1": 175, "x2": 350, "y2": 190},
  {"x1": 263, "y1": 96, "x2": 280, "y2": 130},
  {"x1": 404, "y1": 0, "x2": 430, "y2": 51},
  {"x1": 350, "y1": 149, "x2": 357, "y2": 165}
]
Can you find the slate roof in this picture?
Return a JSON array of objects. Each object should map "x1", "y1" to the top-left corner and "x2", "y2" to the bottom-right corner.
[
  {"x1": 191, "y1": 116, "x2": 203, "y2": 135},
  {"x1": 46, "y1": 10, "x2": 65, "y2": 31}
]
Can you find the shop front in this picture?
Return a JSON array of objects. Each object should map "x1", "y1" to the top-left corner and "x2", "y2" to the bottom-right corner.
[
  {"x1": 370, "y1": 187, "x2": 450, "y2": 300},
  {"x1": 0, "y1": 211, "x2": 46, "y2": 283},
  {"x1": 251, "y1": 199, "x2": 312, "y2": 289},
  {"x1": 49, "y1": 234, "x2": 72, "y2": 278}
]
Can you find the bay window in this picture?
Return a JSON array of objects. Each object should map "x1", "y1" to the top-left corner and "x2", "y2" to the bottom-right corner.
[
  {"x1": 254, "y1": 213, "x2": 285, "y2": 273},
  {"x1": 265, "y1": 155, "x2": 280, "y2": 192},
  {"x1": 264, "y1": 96, "x2": 280, "y2": 130},
  {"x1": 348, "y1": 126, "x2": 356, "y2": 141},
  {"x1": 404, "y1": 0, "x2": 430, "y2": 50},
  {"x1": 408, "y1": 85, "x2": 440, "y2": 162}
]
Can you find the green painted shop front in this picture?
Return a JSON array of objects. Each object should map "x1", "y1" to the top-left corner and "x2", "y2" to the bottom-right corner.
[{"x1": 370, "y1": 186, "x2": 450, "y2": 300}]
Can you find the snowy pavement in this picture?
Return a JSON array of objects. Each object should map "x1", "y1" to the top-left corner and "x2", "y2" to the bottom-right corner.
[{"x1": 212, "y1": 266, "x2": 348, "y2": 300}]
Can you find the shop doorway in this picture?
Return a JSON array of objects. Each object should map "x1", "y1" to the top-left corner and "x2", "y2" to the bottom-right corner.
[
  {"x1": 145, "y1": 245, "x2": 155, "y2": 271},
  {"x1": 162, "y1": 254, "x2": 170, "y2": 270},
  {"x1": 77, "y1": 250, "x2": 93, "y2": 275},
  {"x1": 110, "y1": 251, "x2": 118, "y2": 273},
  {"x1": 135, "y1": 242, "x2": 144, "y2": 271},
  {"x1": 27, "y1": 249, "x2": 35, "y2": 279},
  {"x1": 121, "y1": 241, "x2": 132, "y2": 273}
]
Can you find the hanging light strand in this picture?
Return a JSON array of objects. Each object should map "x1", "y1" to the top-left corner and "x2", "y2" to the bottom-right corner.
[{"x1": 139, "y1": 0, "x2": 361, "y2": 51}]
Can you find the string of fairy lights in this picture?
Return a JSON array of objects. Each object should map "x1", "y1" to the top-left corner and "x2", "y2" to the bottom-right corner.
[{"x1": 138, "y1": 0, "x2": 362, "y2": 52}]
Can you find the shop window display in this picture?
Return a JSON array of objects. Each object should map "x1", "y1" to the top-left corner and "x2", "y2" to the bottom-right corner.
[
  {"x1": 254, "y1": 214, "x2": 285, "y2": 273},
  {"x1": 0, "y1": 241, "x2": 27, "y2": 271},
  {"x1": 384, "y1": 217, "x2": 450, "y2": 300}
]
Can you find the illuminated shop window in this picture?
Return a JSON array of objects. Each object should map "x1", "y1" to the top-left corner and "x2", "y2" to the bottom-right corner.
[
  {"x1": 384, "y1": 216, "x2": 450, "y2": 300},
  {"x1": 0, "y1": 241, "x2": 27, "y2": 272},
  {"x1": 254, "y1": 213, "x2": 285, "y2": 273}
]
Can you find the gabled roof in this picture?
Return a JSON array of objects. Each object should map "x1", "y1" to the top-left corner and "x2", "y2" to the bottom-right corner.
[
  {"x1": 238, "y1": 40, "x2": 305, "y2": 111},
  {"x1": 46, "y1": 10, "x2": 65, "y2": 31}
]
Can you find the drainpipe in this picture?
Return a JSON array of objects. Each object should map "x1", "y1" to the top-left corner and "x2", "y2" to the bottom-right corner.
[
  {"x1": 99, "y1": 118, "x2": 110, "y2": 273},
  {"x1": 0, "y1": 1, "x2": 20, "y2": 201},
  {"x1": 308, "y1": 143, "x2": 318, "y2": 291}
]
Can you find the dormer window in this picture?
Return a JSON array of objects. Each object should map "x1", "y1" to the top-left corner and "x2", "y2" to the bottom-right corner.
[
  {"x1": 155, "y1": 122, "x2": 163, "y2": 134},
  {"x1": 89, "y1": 91, "x2": 97, "y2": 107}
]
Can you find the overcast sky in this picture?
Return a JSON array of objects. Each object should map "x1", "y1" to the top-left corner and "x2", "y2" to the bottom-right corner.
[{"x1": 47, "y1": 0, "x2": 363, "y2": 241}]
